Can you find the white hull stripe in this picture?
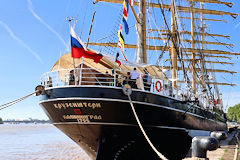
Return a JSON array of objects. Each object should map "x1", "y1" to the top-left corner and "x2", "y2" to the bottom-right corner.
[{"x1": 53, "y1": 121, "x2": 188, "y2": 131}]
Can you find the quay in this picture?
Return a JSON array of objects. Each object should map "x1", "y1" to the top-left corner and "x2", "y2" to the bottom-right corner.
[{"x1": 184, "y1": 129, "x2": 239, "y2": 160}]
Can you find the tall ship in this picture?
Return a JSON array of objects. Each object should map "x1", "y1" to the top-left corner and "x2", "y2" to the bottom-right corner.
[{"x1": 36, "y1": 0, "x2": 239, "y2": 159}]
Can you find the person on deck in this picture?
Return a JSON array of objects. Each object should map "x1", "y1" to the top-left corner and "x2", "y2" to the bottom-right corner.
[
  {"x1": 143, "y1": 69, "x2": 152, "y2": 91},
  {"x1": 123, "y1": 72, "x2": 131, "y2": 85},
  {"x1": 69, "y1": 70, "x2": 75, "y2": 85},
  {"x1": 105, "y1": 71, "x2": 111, "y2": 86},
  {"x1": 46, "y1": 76, "x2": 53, "y2": 87},
  {"x1": 130, "y1": 68, "x2": 139, "y2": 88}
]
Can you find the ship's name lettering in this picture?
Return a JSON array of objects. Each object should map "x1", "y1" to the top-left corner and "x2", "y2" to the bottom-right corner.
[
  {"x1": 63, "y1": 115, "x2": 102, "y2": 123},
  {"x1": 53, "y1": 102, "x2": 101, "y2": 109}
]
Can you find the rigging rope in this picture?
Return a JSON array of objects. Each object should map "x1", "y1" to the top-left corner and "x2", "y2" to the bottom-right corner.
[
  {"x1": 146, "y1": 9, "x2": 159, "y2": 62},
  {"x1": 80, "y1": 0, "x2": 91, "y2": 37},
  {"x1": 0, "y1": 91, "x2": 39, "y2": 111},
  {"x1": 157, "y1": 0, "x2": 190, "y2": 83},
  {"x1": 96, "y1": 6, "x2": 124, "y2": 56},
  {"x1": 127, "y1": 93, "x2": 168, "y2": 160},
  {"x1": 148, "y1": 8, "x2": 170, "y2": 65}
]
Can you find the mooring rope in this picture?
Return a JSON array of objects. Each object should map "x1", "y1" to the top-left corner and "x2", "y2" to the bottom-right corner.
[
  {"x1": 127, "y1": 94, "x2": 168, "y2": 160},
  {"x1": 0, "y1": 91, "x2": 39, "y2": 111}
]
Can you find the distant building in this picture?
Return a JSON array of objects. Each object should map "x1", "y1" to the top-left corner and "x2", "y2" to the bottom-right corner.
[
  {"x1": 3, "y1": 118, "x2": 50, "y2": 124},
  {"x1": 0, "y1": 117, "x2": 3, "y2": 124}
]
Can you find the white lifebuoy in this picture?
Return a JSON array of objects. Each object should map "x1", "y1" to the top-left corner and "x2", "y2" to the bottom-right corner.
[{"x1": 155, "y1": 81, "x2": 162, "y2": 92}]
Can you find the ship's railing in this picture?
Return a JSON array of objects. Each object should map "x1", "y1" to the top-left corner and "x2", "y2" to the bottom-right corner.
[
  {"x1": 40, "y1": 68, "x2": 218, "y2": 109},
  {"x1": 41, "y1": 68, "x2": 179, "y2": 95}
]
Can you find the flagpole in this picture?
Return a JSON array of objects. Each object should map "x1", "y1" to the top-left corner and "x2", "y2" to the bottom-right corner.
[
  {"x1": 73, "y1": 18, "x2": 80, "y2": 81},
  {"x1": 67, "y1": 17, "x2": 76, "y2": 85},
  {"x1": 67, "y1": 17, "x2": 76, "y2": 68}
]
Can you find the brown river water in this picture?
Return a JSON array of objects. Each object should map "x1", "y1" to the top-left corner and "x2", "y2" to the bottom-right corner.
[{"x1": 0, "y1": 124, "x2": 91, "y2": 160}]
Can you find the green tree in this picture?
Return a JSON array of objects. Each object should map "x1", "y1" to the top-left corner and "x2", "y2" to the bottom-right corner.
[
  {"x1": 227, "y1": 103, "x2": 240, "y2": 122},
  {"x1": 0, "y1": 117, "x2": 3, "y2": 124}
]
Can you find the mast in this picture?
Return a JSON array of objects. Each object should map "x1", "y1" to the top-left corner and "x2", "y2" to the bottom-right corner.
[
  {"x1": 212, "y1": 63, "x2": 220, "y2": 99},
  {"x1": 190, "y1": 0, "x2": 197, "y2": 92},
  {"x1": 136, "y1": 0, "x2": 147, "y2": 63},
  {"x1": 200, "y1": 2, "x2": 207, "y2": 90},
  {"x1": 170, "y1": 0, "x2": 178, "y2": 88},
  {"x1": 91, "y1": 0, "x2": 238, "y2": 91}
]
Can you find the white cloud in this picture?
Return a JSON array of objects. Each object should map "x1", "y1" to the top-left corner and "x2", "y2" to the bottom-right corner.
[
  {"x1": 27, "y1": 0, "x2": 68, "y2": 49},
  {"x1": 0, "y1": 21, "x2": 43, "y2": 63}
]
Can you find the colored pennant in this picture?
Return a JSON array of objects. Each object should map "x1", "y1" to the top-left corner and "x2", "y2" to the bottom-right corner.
[
  {"x1": 122, "y1": 0, "x2": 129, "y2": 34},
  {"x1": 115, "y1": 52, "x2": 121, "y2": 67},
  {"x1": 122, "y1": 17, "x2": 129, "y2": 35},
  {"x1": 118, "y1": 23, "x2": 125, "y2": 49}
]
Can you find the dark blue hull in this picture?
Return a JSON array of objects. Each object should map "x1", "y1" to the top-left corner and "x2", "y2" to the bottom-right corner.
[{"x1": 39, "y1": 86, "x2": 227, "y2": 159}]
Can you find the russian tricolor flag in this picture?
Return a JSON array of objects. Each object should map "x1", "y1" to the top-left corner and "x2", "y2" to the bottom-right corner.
[{"x1": 70, "y1": 26, "x2": 103, "y2": 63}]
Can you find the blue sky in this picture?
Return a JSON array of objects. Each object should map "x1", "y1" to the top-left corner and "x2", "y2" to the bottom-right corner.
[{"x1": 0, "y1": 0, "x2": 239, "y2": 120}]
